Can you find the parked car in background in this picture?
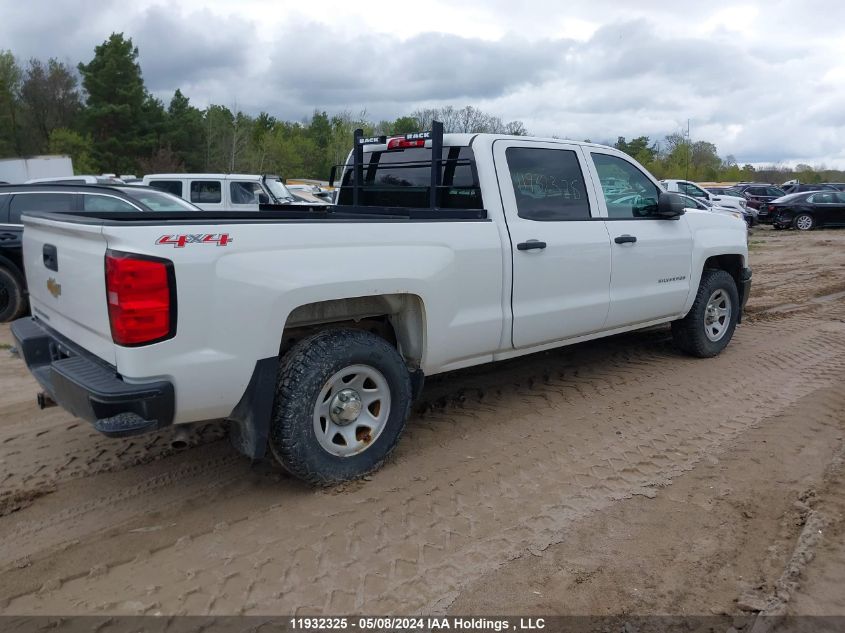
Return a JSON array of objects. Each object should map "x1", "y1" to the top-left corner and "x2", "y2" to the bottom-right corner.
[
  {"x1": 678, "y1": 193, "x2": 755, "y2": 227},
  {"x1": 820, "y1": 183, "x2": 845, "y2": 192},
  {"x1": 766, "y1": 191, "x2": 845, "y2": 230},
  {"x1": 725, "y1": 183, "x2": 787, "y2": 210},
  {"x1": 287, "y1": 183, "x2": 336, "y2": 204},
  {"x1": 0, "y1": 184, "x2": 199, "y2": 322},
  {"x1": 706, "y1": 186, "x2": 740, "y2": 196},
  {"x1": 660, "y1": 179, "x2": 748, "y2": 213},
  {"x1": 26, "y1": 175, "x2": 126, "y2": 185},
  {"x1": 143, "y1": 173, "x2": 327, "y2": 210},
  {"x1": 780, "y1": 182, "x2": 839, "y2": 195}
]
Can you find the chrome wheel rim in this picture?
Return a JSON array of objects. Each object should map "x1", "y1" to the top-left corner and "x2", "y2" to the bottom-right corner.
[
  {"x1": 704, "y1": 289, "x2": 732, "y2": 342},
  {"x1": 796, "y1": 215, "x2": 813, "y2": 230},
  {"x1": 313, "y1": 364, "x2": 391, "y2": 457}
]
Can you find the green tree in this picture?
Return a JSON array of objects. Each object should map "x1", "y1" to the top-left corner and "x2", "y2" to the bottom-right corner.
[
  {"x1": 690, "y1": 140, "x2": 721, "y2": 180},
  {"x1": 77, "y1": 33, "x2": 149, "y2": 173},
  {"x1": 248, "y1": 111, "x2": 276, "y2": 172},
  {"x1": 0, "y1": 50, "x2": 22, "y2": 156},
  {"x1": 390, "y1": 116, "x2": 420, "y2": 134},
  {"x1": 164, "y1": 89, "x2": 205, "y2": 170},
  {"x1": 19, "y1": 58, "x2": 81, "y2": 154},
  {"x1": 614, "y1": 136, "x2": 657, "y2": 167},
  {"x1": 48, "y1": 127, "x2": 98, "y2": 173}
]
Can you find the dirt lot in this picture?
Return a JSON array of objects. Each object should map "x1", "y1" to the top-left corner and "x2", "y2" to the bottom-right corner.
[{"x1": 0, "y1": 226, "x2": 843, "y2": 621}]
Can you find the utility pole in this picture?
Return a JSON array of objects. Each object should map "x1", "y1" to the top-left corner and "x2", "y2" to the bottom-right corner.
[{"x1": 685, "y1": 119, "x2": 690, "y2": 182}]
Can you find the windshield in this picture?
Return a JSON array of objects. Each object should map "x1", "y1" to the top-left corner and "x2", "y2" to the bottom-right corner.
[
  {"x1": 264, "y1": 177, "x2": 295, "y2": 202},
  {"x1": 119, "y1": 187, "x2": 200, "y2": 211}
]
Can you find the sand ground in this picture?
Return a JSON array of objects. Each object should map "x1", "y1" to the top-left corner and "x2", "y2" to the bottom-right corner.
[{"x1": 0, "y1": 226, "x2": 843, "y2": 624}]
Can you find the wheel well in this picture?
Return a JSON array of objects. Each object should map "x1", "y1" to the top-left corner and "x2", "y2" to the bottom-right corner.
[
  {"x1": 280, "y1": 294, "x2": 425, "y2": 366},
  {"x1": 703, "y1": 254, "x2": 743, "y2": 287}
]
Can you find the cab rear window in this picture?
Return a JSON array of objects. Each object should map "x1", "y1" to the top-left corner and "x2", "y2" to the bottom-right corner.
[{"x1": 338, "y1": 146, "x2": 482, "y2": 209}]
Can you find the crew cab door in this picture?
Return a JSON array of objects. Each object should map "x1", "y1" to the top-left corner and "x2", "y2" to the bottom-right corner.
[
  {"x1": 494, "y1": 140, "x2": 612, "y2": 348},
  {"x1": 585, "y1": 151, "x2": 693, "y2": 328}
]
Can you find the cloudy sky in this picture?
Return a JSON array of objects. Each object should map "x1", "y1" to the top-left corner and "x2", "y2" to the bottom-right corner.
[{"x1": 2, "y1": 0, "x2": 844, "y2": 166}]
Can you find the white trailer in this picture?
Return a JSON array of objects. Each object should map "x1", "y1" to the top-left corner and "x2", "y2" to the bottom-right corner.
[{"x1": 0, "y1": 155, "x2": 74, "y2": 184}]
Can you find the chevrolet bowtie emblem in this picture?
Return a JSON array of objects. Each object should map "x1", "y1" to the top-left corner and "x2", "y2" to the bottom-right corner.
[{"x1": 47, "y1": 277, "x2": 62, "y2": 299}]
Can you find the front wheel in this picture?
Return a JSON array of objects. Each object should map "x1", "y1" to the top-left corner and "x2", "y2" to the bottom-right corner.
[
  {"x1": 794, "y1": 213, "x2": 815, "y2": 231},
  {"x1": 672, "y1": 269, "x2": 739, "y2": 358},
  {"x1": 269, "y1": 328, "x2": 412, "y2": 485}
]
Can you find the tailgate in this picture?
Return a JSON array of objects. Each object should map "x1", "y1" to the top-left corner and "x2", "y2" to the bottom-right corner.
[{"x1": 22, "y1": 215, "x2": 115, "y2": 365}]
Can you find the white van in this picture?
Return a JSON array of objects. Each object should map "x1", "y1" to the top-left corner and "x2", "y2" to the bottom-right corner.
[{"x1": 142, "y1": 173, "x2": 311, "y2": 211}]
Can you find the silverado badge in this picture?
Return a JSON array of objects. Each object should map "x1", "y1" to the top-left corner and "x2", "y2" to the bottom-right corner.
[{"x1": 47, "y1": 277, "x2": 62, "y2": 299}]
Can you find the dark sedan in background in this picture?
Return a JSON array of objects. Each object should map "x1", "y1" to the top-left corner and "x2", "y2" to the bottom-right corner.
[
  {"x1": 707, "y1": 183, "x2": 786, "y2": 210},
  {"x1": 0, "y1": 183, "x2": 199, "y2": 322},
  {"x1": 781, "y1": 182, "x2": 840, "y2": 195},
  {"x1": 765, "y1": 191, "x2": 845, "y2": 230}
]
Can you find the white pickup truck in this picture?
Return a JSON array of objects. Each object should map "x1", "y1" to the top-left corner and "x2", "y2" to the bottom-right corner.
[
  {"x1": 660, "y1": 179, "x2": 748, "y2": 211},
  {"x1": 11, "y1": 125, "x2": 751, "y2": 485},
  {"x1": 142, "y1": 173, "x2": 320, "y2": 210}
]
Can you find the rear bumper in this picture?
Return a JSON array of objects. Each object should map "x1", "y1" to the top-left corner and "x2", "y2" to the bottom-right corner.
[{"x1": 10, "y1": 317, "x2": 174, "y2": 437}]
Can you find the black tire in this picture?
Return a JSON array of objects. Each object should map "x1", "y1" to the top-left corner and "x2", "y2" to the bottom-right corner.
[
  {"x1": 794, "y1": 213, "x2": 815, "y2": 231},
  {"x1": 0, "y1": 267, "x2": 26, "y2": 323},
  {"x1": 671, "y1": 269, "x2": 740, "y2": 358},
  {"x1": 269, "y1": 328, "x2": 412, "y2": 485}
]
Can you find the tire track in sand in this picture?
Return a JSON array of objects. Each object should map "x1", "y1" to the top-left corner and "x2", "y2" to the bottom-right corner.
[{"x1": 4, "y1": 302, "x2": 845, "y2": 615}]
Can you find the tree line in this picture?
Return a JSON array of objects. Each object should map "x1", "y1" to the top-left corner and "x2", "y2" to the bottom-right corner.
[{"x1": 1, "y1": 33, "x2": 843, "y2": 185}]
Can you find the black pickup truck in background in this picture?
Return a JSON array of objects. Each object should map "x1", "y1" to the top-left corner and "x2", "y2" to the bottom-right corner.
[{"x1": 0, "y1": 184, "x2": 199, "y2": 321}]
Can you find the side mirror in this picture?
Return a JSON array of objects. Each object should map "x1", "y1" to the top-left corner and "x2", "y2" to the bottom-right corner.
[
  {"x1": 655, "y1": 191, "x2": 687, "y2": 218},
  {"x1": 257, "y1": 192, "x2": 270, "y2": 204}
]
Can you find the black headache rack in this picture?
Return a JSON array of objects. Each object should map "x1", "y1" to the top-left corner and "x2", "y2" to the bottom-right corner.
[{"x1": 259, "y1": 120, "x2": 487, "y2": 220}]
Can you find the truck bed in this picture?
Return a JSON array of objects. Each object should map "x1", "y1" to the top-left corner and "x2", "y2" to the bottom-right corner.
[{"x1": 22, "y1": 204, "x2": 488, "y2": 225}]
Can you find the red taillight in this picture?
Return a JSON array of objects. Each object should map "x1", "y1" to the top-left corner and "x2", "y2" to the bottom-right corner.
[
  {"x1": 105, "y1": 251, "x2": 175, "y2": 346},
  {"x1": 387, "y1": 137, "x2": 426, "y2": 150}
]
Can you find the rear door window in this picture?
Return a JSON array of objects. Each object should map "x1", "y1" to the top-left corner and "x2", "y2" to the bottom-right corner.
[
  {"x1": 9, "y1": 192, "x2": 76, "y2": 223},
  {"x1": 190, "y1": 181, "x2": 222, "y2": 204},
  {"x1": 505, "y1": 147, "x2": 591, "y2": 220},
  {"x1": 148, "y1": 180, "x2": 183, "y2": 197},
  {"x1": 808, "y1": 192, "x2": 836, "y2": 204},
  {"x1": 338, "y1": 146, "x2": 481, "y2": 209}
]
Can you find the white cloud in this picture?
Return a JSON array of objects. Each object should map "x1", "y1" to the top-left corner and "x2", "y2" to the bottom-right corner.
[{"x1": 1, "y1": 0, "x2": 844, "y2": 166}]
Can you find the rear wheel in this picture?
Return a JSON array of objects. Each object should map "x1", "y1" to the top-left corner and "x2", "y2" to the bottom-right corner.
[
  {"x1": 269, "y1": 328, "x2": 412, "y2": 485},
  {"x1": 0, "y1": 267, "x2": 26, "y2": 323},
  {"x1": 794, "y1": 213, "x2": 815, "y2": 231},
  {"x1": 672, "y1": 269, "x2": 739, "y2": 358}
]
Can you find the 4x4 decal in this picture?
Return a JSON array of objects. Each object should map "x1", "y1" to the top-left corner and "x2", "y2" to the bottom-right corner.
[{"x1": 156, "y1": 234, "x2": 232, "y2": 248}]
